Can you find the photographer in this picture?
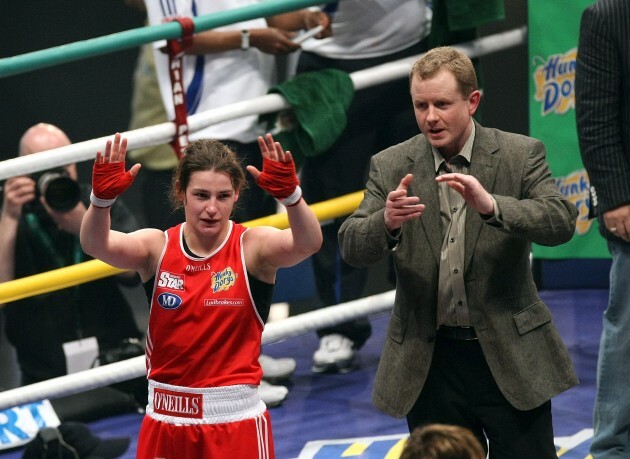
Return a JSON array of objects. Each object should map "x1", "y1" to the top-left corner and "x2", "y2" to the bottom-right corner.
[{"x1": 0, "y1": 123, "x2": 145, "y2": 421}]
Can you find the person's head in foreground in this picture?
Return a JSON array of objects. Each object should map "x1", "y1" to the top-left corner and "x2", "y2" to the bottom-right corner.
[{"x1": 400, "y1": 424, "x2": 486, "y2": 459}]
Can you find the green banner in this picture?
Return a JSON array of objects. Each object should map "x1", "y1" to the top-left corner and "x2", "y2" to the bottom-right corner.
[{"x1": 528, "y1": 0, "x2": 608, "y2": 259}]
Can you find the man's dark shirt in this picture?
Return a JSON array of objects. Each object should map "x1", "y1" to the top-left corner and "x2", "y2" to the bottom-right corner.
[{"x1": 4, "y1": 184, "x2": 143, "y2": 384}]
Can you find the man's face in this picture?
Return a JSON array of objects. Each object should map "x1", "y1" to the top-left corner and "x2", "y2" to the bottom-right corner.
[
  {"x1": 411, "y1": 69, "x2": 480, "y2": 160},
  {"x1": 19, "y1": 126, "x2": 77, "y2": 180}
]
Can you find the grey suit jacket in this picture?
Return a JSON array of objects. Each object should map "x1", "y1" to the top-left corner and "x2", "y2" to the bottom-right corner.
[{"x1": 339, "y1": 122, "x2": 579, "y2": 417}]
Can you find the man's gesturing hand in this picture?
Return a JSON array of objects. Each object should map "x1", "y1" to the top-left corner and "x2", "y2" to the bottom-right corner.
[
  {"x1": 435, "y1": 173, "x2": 494, "y2": 216},
  {"x1": 603, "y1": 204, "x2": 630, "y2": 242},
  {"x1": 384, "y1": 174, "x2": 425, "y2": 232}
]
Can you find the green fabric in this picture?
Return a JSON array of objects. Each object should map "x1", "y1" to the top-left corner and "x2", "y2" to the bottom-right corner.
[
  {"x1": 263, "y1": 69, "x2": 354, "y2": 166},
  {"x1": 429, "y1": 0, "x2": 505, "y2": 125},
  {"x1": 429, "y1": 0, "x2": 505, "y2": 48},
  {"x1": 445, "y1": 0, "x2": 505, "y2": 31}
]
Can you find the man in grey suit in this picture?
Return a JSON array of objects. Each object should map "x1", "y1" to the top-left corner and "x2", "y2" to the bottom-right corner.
[
  {"x1": 339, "y1": 47, "x2": 578, "y2": 458},
  {"x1": 575, "y1": 1, "x2": 630, "y2": 457}
]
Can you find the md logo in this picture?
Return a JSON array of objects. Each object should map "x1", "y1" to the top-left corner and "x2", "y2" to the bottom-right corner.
[{"x1": 157, "y1": 292, "x2": 182, "y2": 310}]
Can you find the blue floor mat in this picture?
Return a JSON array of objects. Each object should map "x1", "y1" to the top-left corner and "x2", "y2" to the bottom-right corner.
[{"x1": 0, "y1": 289, "x2": 606, "y2": 459}]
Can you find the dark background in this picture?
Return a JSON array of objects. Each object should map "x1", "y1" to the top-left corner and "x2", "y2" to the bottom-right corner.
[
  {"x1": 0, "y1": 0, "x2": 528, "y2": 172},
  {"x1": 0, "y1": 1, "x2": 146, "y2": 160},
  {"x1": 3, "y1": 1, "x2": 601, "y2": 295}
]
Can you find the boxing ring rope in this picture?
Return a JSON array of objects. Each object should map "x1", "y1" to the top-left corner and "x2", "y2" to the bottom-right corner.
[
  {"x1": 0, "y1": 26, "x2": 527, "y2": 299},
  {"x1": 0, "y1": 18, "x2": 527, "y2": 408},
  {"x1": 0, "y1": 0, "x2": 337, "y2": 79},
  {"x1": 0, "y1": 191, "x2": 364, "y2": 304},
  {"x1": 0, "y1": 290, "x2": 395, "y2": 410},
  {"x1": 0, "y1": 25, "x2": 527, "y2": 180}
]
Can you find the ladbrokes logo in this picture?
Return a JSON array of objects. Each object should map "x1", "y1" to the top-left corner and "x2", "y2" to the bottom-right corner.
[
  {"x1": 532, "y1": 48, "x2": 576, "y2": 116},
  {"x1": 157, "y1": 271, "x2": 184, "y2": 290},
  {"x1": 555, "y1": 169, "x2": 594, "y2": 236},
  {"x1": 211, "y1": 267, "x2": 237, "y2": 293},
  {"x1": 204, "y1": 298, "x2": 244, "y2": 306}
]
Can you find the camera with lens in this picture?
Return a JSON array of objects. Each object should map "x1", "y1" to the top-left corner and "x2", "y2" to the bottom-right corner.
[{"x1": 32, "y1": 169, "x2": 81, "y2": 213}]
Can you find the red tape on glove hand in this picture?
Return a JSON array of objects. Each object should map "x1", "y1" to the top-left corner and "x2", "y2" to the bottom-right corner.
[
  {"x1": 255, "y1": 156, "x2": 300, "y2": 204},
  {"x1": 91, "y1": 162, "x2": 136, "y2": 207}
]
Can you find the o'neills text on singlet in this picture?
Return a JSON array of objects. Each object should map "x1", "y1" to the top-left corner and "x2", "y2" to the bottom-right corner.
[{"x1": 153, "y1": 388, "x2": 202, "y2": 419}]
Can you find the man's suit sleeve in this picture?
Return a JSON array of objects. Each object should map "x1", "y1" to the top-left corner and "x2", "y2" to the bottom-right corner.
[
  {"x1": 339, "y1": 154, "x2": 395, "y2": 267},
  {"x1": 492, "y1": 138, "x2": 578, "y2": 246},
  {"x1": 575, "y1": 3, "x2": 630, "y2": 214}
]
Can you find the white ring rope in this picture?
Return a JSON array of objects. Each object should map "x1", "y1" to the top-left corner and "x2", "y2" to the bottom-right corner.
[
  {"x1": 0, "y1": 27, "x2": 526, "y2": 409},
  {"x1": 0, "y1": 26, "x2": 526, "y2": 181},
  {"x1": 0, "y1": 290, "x2": 395, "y2": 410}
]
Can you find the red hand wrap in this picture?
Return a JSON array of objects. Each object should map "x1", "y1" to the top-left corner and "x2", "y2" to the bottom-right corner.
[
  {"x1": 92, "y1": 162, "x2": 136, "y2": 200},
  {"x1": 255, "y1": 156, "x2": 300, "y2": 200}
]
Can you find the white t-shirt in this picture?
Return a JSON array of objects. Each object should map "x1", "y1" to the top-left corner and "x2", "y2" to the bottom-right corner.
[
  {"x1": 302, "y1": 0, "x2": 431, "y2": 59},
  {"x1": 144, "y1": 0, "x2": 275, "y2": 143}
]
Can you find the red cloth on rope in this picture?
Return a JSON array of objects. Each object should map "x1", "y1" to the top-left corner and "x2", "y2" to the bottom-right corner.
[{"x1": 165, "y1": 16, "x2": 195, "y2": 159}]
